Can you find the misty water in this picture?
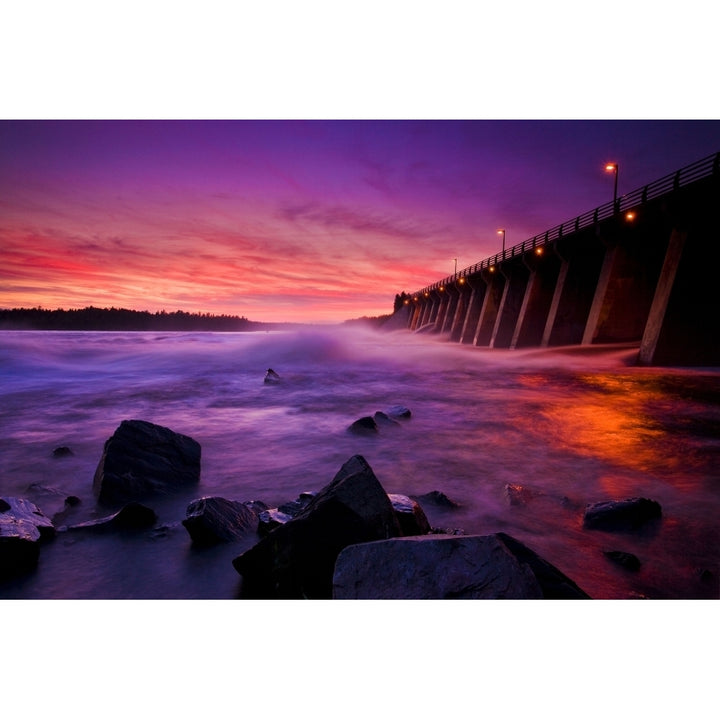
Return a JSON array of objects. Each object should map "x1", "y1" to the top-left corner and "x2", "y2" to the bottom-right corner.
[{"x1": 1, "y1": 327, "x2": 718, "y2": 600}]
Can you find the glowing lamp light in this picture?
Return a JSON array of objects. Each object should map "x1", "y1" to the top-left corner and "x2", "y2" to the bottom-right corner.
[
  {"x1": 458, "y1": 277, "x2": 465, "y2": 284},
  {"x1": 605, "y1": 163, "x2": 617, "y2": 172},
  {"x1": 489, "y1": 265, "x2": 496, "y2": 273},
  {"x1": 535, "y1": 246, "x2": 544, "y2": 256},
  {"x1": 625, "y1": 211, "x2": 636, "y2": 221},
  {"x1": 439, "y1": 286, "x2": 445, "y2": 291},
  {"x1": 403, "y1": 299, "x2": 409, "y2": 305}
]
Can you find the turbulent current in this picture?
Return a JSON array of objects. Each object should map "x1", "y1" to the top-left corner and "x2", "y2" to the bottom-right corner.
[{"x1": 1, "y1": 327, "x2": 718, "y2": 599}]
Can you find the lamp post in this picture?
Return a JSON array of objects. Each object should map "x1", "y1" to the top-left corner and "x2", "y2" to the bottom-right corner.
[
  {"x1": 454, "y1": 257, "x2": 457, "y2": 276},
  {"x1": 497, "y1": 229, "x2": 505, "y2": 253},
  {"x1": 605, "y1": 162, "x2": 619, "y2": 207}
]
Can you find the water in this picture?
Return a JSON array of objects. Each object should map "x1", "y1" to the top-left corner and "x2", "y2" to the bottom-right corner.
[{"x1": 1, "y1": 328, "x2": 718, "y2": 599}]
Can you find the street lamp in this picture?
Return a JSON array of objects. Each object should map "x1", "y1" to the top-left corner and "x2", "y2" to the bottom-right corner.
[
  {"x1": 605, "y1": 162, "x2": 619, "y2": 206},
  {"x1": 497, "y1": 229, "x2": 505, "y2": 253},
  {"x1": 454, "y1": 257, "x2": 457, "y2": 276}
]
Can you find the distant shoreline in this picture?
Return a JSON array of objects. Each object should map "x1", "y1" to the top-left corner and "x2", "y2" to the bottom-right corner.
[{"x1": 0, "y1": 307, "x2": 315, "y2": 333}]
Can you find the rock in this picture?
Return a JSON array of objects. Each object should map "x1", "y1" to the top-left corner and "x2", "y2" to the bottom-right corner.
[
  {"x1": 603, "y1": 550, "x2": 641, "y2": 571},
  {"x1": 243, "y1": 500, "x2": 270, "y2": 514},
  {"x1": 53, "y1": 446, "x2": 73, "y2": 457},
  {"x1": 277, "y1": 492, "x2": 315, "y2": 516},
  {"x1": 182, "y1": 497, "x2": 259, "y2": 545},
  {"x1": 373, "y1": 411, "x2": 401, "y2": 427},
  {"x1": 25, "y1": 483, "x2": 69, "y2": 518},
  {"x1": 232, "y1": 455, "x2": 401, "y2": 598},
  {"x1": 257, "y1": 507, "x2": 295, "y2": 536},
  {"x1": 332, "y1": 532, "x2": 591, "y2": 599},
  {"x1": 412, "y1": 490, "x2": 461, "y2": 509},
  {"x1": 583, "y1": 497, "x2": 662, "y2": 531},
  {"x1": 93, "y1": 419, "x2": 201, "y2": 505},
  {"x1": 385, "y1": 405, "x2": 412, "y2": 420},
  {"x1": 66, "y1": 502, "x2": 157, "y2": 532},
  {"x1": 264, "y1": 368, "x2": 281, "y2": 384},
  {"x1": 505, "y1": 483, "x2": 534, "y2": 506},
  {"x1": 388, "y1": 493, "x2": 432, "y2": 536},
  {"x1": 51, "y1": 495, "x2": 83, "y2": 526},
  {"x1": 0, "y1": 497, "x2": 56, "y2": 578},
  {"x1": 348, "y1": 416, "x2": 378, "y2": 435}
]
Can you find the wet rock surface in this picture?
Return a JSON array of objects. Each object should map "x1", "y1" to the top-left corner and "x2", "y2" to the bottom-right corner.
[
  {"x1": 0, "y1": 497, "x2": 56, "y2": 578},
  {"x1": 93, "y1": 419, "x2": 201, "y2": 505},
  {"x1": 332, "y1": 532, "x2": 591, "y2": 599},
  {"x1": 583, "y1": 497, "x2": 662, "y2": 531},
  {"x1": 182, "y1": 497, "x2": 259, "y2": 545},
  {"x1": 65, "y1": 502, "x2": 158, "y2": 532},
  {"x1": 233, "y1": 455, "x2": 401, "y2": 598}
]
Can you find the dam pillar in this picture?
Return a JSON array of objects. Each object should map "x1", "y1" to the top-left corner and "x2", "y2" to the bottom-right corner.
[
  {"x1": 474, "y1": 267, "x2": 505, "y2": 346},
  {"x1": 639, "y1": 174, "x2": 720, "y2": 365},
  {"x1": 490, "y1": 256, "x2": 531, "y2": 349},
  {"x1": 440, "y1": 285, "x2": 460, "y2": 334},
  {"x1": 449, "y1": 277, "x2": 471, "y2": 341},
  {"x1": 544, "y1": 227, "x2": 606, "y2": 346},
  {"x1": 459, "y1": 274, "x2": 487, "y2": 344},
  {"x1": 512, "y1": 246, "x2": 562, "y2": 348}
]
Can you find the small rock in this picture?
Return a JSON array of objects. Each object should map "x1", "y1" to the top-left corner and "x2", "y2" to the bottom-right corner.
[
  {"x1": 66, "y1": 502, "x2": 157, "y2": 533},
  {"x1": 264, "y1": 368, "x2": 281, "y2": 384},
  {"x1": 373, "y1": 411, "x2": 401, "y2": 427},
  {"x1": 583, "y1": 497, "x2": 662, "y2": 531},
  {"x1": 505, "y1": 483, "x2": 534, "y2": 506},
  {"x1": 412, "y1": 490, "x2": 461, "y2": 509},
  {"x1": 385, "y1": 405, "x2": 412, "y2": 420},
  {"x1": 182, "y1": 497, "x2": 259, "y2": 545},
  {"x1": 388, "y1": 493, "x2": 432, "y2": 535},
  {"x1": 348, "y1": 416, "x2": 378, "y2": 435},
  {"x1": 603, "y1": 550, "x2": 641, "y2": 571},
  {"x1": 53, "y1": 446, "x2": 74, "y2": 457}
]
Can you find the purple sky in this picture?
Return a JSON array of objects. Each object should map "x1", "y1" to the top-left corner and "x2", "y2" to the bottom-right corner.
[{"x1": 2, "y1": 120, "x2": 718, "y2": 322}]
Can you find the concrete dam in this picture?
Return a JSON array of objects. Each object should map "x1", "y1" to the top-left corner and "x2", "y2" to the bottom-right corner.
[{"x1": 400, "y1": 152, "x2": 720, "y2": 366}]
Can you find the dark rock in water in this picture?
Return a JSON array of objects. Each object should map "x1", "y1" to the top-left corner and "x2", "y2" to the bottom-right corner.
[
  {"x1": 603, "y1": 550, "x2": 641, "y2": 571},
  {"x1": 233, "y1": 455, "x2": 401, "y2": 598},
  {"x1": 583, "y1": 497, "x2": 662, "y2": 531},
  {"x1": 243, "y1": 500, "x2": 269, "y2": 514},
  {"x1": 66, "y1": 502, "x2": 157, "y2": 532},
  {"x1": 93, "y1": 419, "x2": 201, "y2": 506},
  {"x1": 332, "y1": 532, "x2": 590, "y2": 599},
  {"x1": 52, "y1": 495, "x2": 83, "y2": 526},
  {"x1": 65, "y1": 495, "x2": 81, "y2": 507},
  {"x1": 385, "y1": 405, "x2": 412, "y2": 420},
  {"x1": 388, "y1": 493, "x2": 432, "y2": 536},
  {"x1": 182, "y1": 496, "x2": 259, "y2": 545},
  {"x1": 53, "y1": 446, "x2": 73, "y2": 457},
  {"x1": 25, "y1": 483, "x2": 70, "y2": 518},
  {"x1": 0, "y1": 497, "x2": 56, "y2": 578},
  {"x1": 505, "y1": 483, "x2": 534, "y2": 506},
  {"x1": 257, "y1": 508, "x2": 295, "y2": 536},
  {"x1": 348, "y1": 416, "x2": 378, "y2": 435},
  {"x1": 264, "y1": 368, "x2": 281, "y2": 384},
  {"x1": 373, "y1": 411, "x2": 401, "y2": 427},
  {"x1": 278, "y1": 492, "x2": 315, "y2": 517},
  {"x1": 412, "y1": 490, "x2": 461, "y2": 509}
]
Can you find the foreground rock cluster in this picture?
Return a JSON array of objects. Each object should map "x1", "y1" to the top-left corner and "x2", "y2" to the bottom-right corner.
[{"x1": 0, "y1": 417, "x2": 674, "y2": 598}]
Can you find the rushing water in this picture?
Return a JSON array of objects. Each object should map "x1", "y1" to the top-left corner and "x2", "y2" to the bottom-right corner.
[{"x1": 0, "y1": 328, "x2": 718, "y2": 599}]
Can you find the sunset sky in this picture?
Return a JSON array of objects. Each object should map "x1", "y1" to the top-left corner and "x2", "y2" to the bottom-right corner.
[{"x1": 2, "y1": 119, "x2": 718, "y2": 323}]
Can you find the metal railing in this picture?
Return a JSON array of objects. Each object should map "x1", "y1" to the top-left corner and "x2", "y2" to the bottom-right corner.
[{"x1": 410, "y1": 151, "x2": 719, "y2": 298}]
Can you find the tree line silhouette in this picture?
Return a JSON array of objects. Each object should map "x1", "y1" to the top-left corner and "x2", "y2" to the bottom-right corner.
[{"x1": 0, "y1": 306, "x2": 283, "y2": 331}]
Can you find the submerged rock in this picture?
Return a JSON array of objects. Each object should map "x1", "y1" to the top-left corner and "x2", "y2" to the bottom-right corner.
[
  {"x1": 348, "y1": 416, "x2": 378, "y2": 435},
  {"x1": 52, "y1": 446, "x2": 74, "y2": 457},
  {"x1": 385, "y1": 405, "x2": 412, "y2": 420},
  {"x1": 583, "y1": 497, "x2": 662, "y2": 531},
  {"x1": 182, "y1": 496, "x2": 259, "y2": 545},
  {"x1": 412, "y1": 490, "x2": 461, "y2": 509},
  {"x1": 233, "y1": 455, "x2": 401, "y2": 598},
  {"x1": 373, "y1": 411, "x2": 401, "y2": 427},
  {"x1": 603, "y1": 550, "x2": 641, "y2": 571},
  {"x1": 93, "y1": 419, "x2": 201, "y2": 506},
  {"x1": 0, "y1": 497, "x2": 56, "y2": 578},
  {"x1": 66, "y1": 502, "x2": 158, "y2": 532},
  {"x1": 332, "y1": 532, "x2": 590, "y2": 599},
  {"x1": 264, "y1": 368, "x2": 281, "y2": 385}
]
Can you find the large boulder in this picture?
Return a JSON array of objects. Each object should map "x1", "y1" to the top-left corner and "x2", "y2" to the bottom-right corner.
[
  {"x1": 583, "y1": 497, "x2": 662, "y2": 531},
  {"x1": 232, "y1": 455, "x2": 401, "y2": 598},
  {"x1": 332, "y1": 532, "x2": 590, "y2": 599},
  {"x1": 0, "y1": 497, "x2": 55, "y2": 578},
  {"x1": 93, "y1": 419, "x2": 201, "y2": 505},
  {"x1": 182, "y1": 497, "x2": 259, "y2": 545}
]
